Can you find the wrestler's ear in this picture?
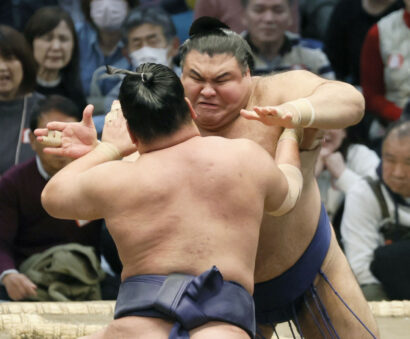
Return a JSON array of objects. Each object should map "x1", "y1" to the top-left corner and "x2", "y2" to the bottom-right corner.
[
  {"x1": 185, "y1": 97, "x2": 197, "y2": 120},
  {"x1": 126, "y1": 121, "x2": 139, "y2": 147}
]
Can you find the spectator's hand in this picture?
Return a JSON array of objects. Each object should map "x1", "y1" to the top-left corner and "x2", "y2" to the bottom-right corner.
[
  {"x1": 324, "y1": 152, "x2": 346, "y2": 179},
  {"x1": 2, "y1": 273, "x2": 37, "y2": 301},
  {"x1": 101, "y1": 100, "x2": 138, "y2": 157},
  {"x1": 34, "y1": 105, "x2": 98, "y2": 159},
  {"x1": 240, "y1": 106, "x2": 294, "y2": 128}
]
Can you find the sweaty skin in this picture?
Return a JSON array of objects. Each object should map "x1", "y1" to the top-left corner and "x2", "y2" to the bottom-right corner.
[
  {"x1": 36, "y1": 49, "x2": 378, "y2": 336},
  {"x1": 181, "y1": 51, "x2": 379, "y2": 338},
  {"x1": 40, "y1": 102, "x2": 301, "y2": 339}
]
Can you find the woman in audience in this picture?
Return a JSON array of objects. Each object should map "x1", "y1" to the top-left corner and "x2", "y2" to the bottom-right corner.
[
  {"x1": 0, "y1": 25, "x2": 43, "y2": 175},
  {"x1": 24, "y1": 6, "x2": 86, "y2": 110},
  {"x1": 315, "y1": 127, "x2": 380, "y2": 243}
]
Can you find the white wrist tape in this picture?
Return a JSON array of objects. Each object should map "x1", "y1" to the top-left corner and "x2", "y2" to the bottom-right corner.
[
  {"x1": 40, "y1": 130, "x2": 62, "y2": 147},
  {"x1": 95, "y1": 142, "x2": 121, "y2": 160},
  {"x1": 284, "y1": 98, "x2": 316, "y2": 127},
  {"x1": 268, "y1": 164, "x2": 303, "y2": 216},
  {"x1": 278, "y1": 128, "x2": 303, "y2": 145}
]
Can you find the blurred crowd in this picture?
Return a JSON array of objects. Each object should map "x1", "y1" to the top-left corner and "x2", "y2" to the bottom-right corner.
[{"x1": 0, "y1": 0, "x2": 409, "y2": 303}]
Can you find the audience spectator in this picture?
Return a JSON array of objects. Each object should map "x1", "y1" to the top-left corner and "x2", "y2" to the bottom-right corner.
[
  {"x1": 0, "y1": 25, "x2": 43, "y2": 176},
  {"x1": 194, "y1": 0, "x2": 300, "y2": 37},
  {"x1": 89, "y1": 6, "x2": 180, "y2": 116},
  {"x1": 299, "y1": 0, "x2": 338, "y2": 41},
  {"x1": 361, "y1": 0, "x2": 410, "y2": 126},
  {"x1": 138, "y1": 0, "x2": 194, "y2": 45},
  {"x1": 325, "y1": 0, "x2": 403, "y2": 148},
  {"x1": 241, "y1": 0, "x2": 334, "y2": 78},
  {"x1": 316, "y1": 128, "x2": 380, "y2": 243},
  {"x1": 24, "y1": 6, "x2": 87, "y2": 110},
  {"x1": 341, "y1": 119, "x2": 410, "y2": 301},
  {"x1": 0, "y1": 95, "x2": 106, "y2": 301},
  {"x1": 76, "y1": 0, "x2": 137, "y2": 97},
  {"x1": 325, "y1": 0, "x2": 403, "y2": 86}
]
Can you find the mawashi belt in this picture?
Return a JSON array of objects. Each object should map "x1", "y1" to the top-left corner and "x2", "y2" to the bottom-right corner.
[{"x1": 114, "y1": 266, "x2": 255, "y2": 338}]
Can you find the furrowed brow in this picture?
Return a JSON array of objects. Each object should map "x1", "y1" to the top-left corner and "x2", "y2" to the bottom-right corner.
[
  {"x1": 189, "y1": 69, "x2": 203, "y2": 79},
  {"x1": 215, "y1": 72, "x2": 231, "y2": 81}
]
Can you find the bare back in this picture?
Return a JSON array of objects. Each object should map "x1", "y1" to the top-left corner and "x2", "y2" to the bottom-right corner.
[{"x1": 93, "y1": 136, "x2": 275, "y2": 293}]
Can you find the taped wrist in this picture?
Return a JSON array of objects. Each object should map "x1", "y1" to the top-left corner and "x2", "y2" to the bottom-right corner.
[
  {"x1": 95, "y1": 142, "x2": 121, "y2": 160},
  {"x1": 282, "y1": 98, "x2": 315, "y2": 127},
  {"x1": 268, "y1": 164, "x2": 303, "y2": 216},
  {"x1": 40, "y1": 130, "x2": 62, "y2": 147},
  {"x1": 278, "y1": 128, "x2": 303, "y2": 145}
]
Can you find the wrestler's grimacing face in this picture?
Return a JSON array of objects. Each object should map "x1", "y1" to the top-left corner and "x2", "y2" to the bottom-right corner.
[{"x1": 181, "y1": 50, "x2": 252, "y2": 131}]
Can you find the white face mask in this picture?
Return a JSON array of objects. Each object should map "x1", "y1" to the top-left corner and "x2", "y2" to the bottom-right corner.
[
  {"x1": 90, "y1": 0, "x2": 128, "y2": 31},
  {"x1": 129, "y1": 46, "x2": 169, "y2": 69}
]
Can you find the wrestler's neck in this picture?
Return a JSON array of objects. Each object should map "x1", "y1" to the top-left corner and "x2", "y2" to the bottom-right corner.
[{"x1": 137, "y1": 122, "x2": 201, "y2": 154}]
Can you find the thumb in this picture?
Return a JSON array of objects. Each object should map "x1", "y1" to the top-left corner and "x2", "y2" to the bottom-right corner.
[
  {"x1": 82, "y1": 104, "x2": 95, "y2": 128},
  {"x1": 240, "y1": 109, "x2": 260, "y2": 121}
]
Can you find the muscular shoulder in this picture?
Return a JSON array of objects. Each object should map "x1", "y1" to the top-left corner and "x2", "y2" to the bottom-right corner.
[
  {"x1": 81, "y1": 160, "x2": 137, "y2": 196},
  {"x1": 206, "y1": 136, "x2": 273, "y2": 169},
  {"x1": 252, "y1": 70, "x2": 326, "y2": 103},
  {"x1": 220, "y1": 137, "x2": 268, "y2": 157}
]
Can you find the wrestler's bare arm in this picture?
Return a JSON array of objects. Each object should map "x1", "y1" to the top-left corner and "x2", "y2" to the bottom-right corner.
[
  {"x1": 242, "y1": 129, "x2": 302, "y2": 214},
  {"x1": 241, "y1": 70, "x2": 364, "y2": 130}
]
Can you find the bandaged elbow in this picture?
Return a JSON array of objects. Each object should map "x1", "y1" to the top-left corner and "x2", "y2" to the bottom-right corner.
[{"x1": 268, "y1": 164, "x2": 303, "y2": 216}]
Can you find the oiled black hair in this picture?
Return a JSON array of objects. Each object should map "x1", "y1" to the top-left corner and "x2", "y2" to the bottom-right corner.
[
  {"x1": 118, "y1": 63, "x2": 191, "y2": 143},
  {"x1": 179, "y1": 16, "x2": 254, "y2": 74}
]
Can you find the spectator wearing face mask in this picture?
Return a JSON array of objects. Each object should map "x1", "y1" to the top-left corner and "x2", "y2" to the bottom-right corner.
[
  {"x1": 88, "y1": 6, "x2": 180, "y2": 118},
  {"x1": 76, "y1": 0, "x2": 138, "y2": 98}
]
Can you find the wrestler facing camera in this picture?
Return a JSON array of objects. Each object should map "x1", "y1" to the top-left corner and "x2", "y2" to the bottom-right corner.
[
  {"x1": 177, "y1": 18, "x2": 379, "y2": 338},
  {"x1": 39, "y1": 63, "x2": 304, "y2": 339}
]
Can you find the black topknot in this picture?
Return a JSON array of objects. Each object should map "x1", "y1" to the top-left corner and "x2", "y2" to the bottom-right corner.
[{"x1": 189, "y1": 16, "x2": 231, "y2": 38}]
